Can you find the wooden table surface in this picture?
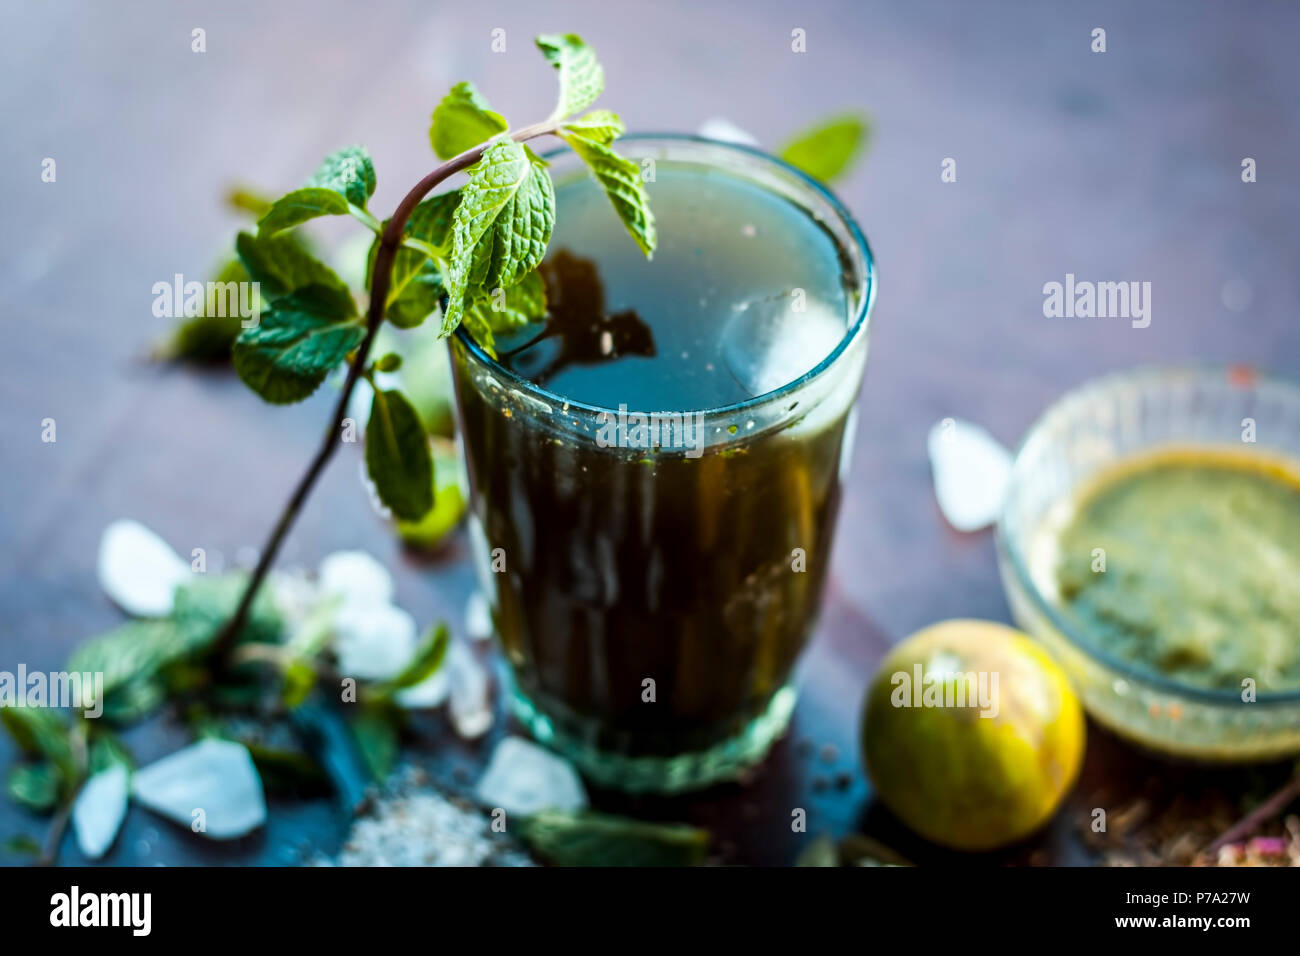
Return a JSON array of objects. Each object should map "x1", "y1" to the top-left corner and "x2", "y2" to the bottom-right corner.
[{"x1": 3, "y1": 0, "x2": 1298, "y2": 866}]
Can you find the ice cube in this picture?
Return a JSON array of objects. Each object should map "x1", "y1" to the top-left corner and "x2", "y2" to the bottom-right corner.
[
  {"x1": 927, "y1": 417, "x2": 1013, "y2": 532},
  {"x1": 72, "y1": 764, "x2": 129, "y2": 859},
  {"x1": 132, "y1": 739, "x2": 266, "y2": 839},
  {"x1": 722, "y1": 297, "x2": 846, "y2": 398},
  {"x1": 97, "y1": 519, "x2": 190, "y2": 617},
  {"x1": 318, "y1": 550, "x2": 394, "y2": 609},
  {"x1": 475, "y1": 736, "x2": 588, "y2": 817},
  {"x1": 447, "y1": 641, "x2": 493, "y2": 739}
]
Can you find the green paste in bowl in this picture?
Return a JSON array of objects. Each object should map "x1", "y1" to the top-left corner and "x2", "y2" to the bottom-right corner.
[{"x1": 1054, "y1": 448, "x2": 1300, "y2": 693}]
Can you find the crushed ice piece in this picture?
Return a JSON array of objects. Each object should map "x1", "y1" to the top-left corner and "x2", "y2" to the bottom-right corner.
[
  {"x1": 465, "y1": 591, "x2": 493, "y2": 642},
  {"x1": 475, "y1": 736, "x2": 588, "y2": 817},
  {"x1": 926, "y1": 417, "x2": 1013, "y2": 532},
  {"x1": 318, "y1": 550, "x2": 394, "y2": 609},
  {"x1": 72, "y1": 764, "x2": 129, "y2": 859},
  {"x1": 447, "y1": 641, "x2": 493, "y2": 739},
  {"x1": 333, "y1": 601, "x2": 417, "y2": 681},
  {"x1": 97, "y1": 519, "x2": 190, "y2": 617},
  {"x1": 132, "y1": 739, "x2": 266, "y2": 839},
  {"x1": 697, "y1": 116, "x2": 760, "y2": 147}
]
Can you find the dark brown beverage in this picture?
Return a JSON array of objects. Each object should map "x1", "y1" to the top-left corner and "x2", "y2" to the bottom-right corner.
[{"x1": 450, "y1": 139, "x2": 873, "y2": 790}]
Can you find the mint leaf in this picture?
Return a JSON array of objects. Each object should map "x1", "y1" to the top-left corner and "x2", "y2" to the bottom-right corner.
[
  {"x1": 386, "y1": 260, "x2": 445, "y2": 329},
  {"x1": 257, "y1": 188, "x2": 353, "y2": 236},
  {"x1": 518, "y1": 810, "x2": 709, "y2": 867},
  {"x1": 460, "y1": 272, "x2": 547, "y2": 356},
  {"x1": 0, "y1": 709, "x2": 76, "y2": 793},
  {"x1": 562, "y1": 109, "x2": 624, "y2": 146},
  {"x1": 778, "y1": 114, "x2": 869, "y2": 184},
  {"x1": 309, "y1": 145, "x2": 377, "y2": 207},
  {"x1": 235, "y1": 231, "x2": 350, "y2": 302},
  {"x1": 430, "y1": 81, "x2": 509, "y2": 160},
  {"x1": 7, "y1": 763, "x2": 60, "y2": 812},
  {"x1": 536, "y1": 34, "x2": 604, "y2": 119},
  {"x1": 559, "y1": 133, "x2": 656, "y2": 256},
  {"x1": 378, "y1": 624, "x2": 450, "y2": 693},
  {"x1": 349, "y1": 707, "x2": 400, "y2": 781},
  {"x1": 442, "y1": 140, "x2": 555, "y2": 334},
  {"x1": 68, "y1": 620, "x2": 183, "y2": 701},
  {"x1": 365, "y1": 388, "x2": 433, "y2": 520},
  {"x1": 234, "y1": 287, "x2": 365, "y2": 404}
]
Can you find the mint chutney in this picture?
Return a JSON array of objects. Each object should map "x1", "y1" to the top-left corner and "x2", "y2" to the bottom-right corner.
[{"x1": 1054, "y1": 449, "x2": 1300, "y2": 693}]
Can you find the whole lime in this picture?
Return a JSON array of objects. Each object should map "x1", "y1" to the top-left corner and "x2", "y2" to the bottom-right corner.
[{"x1": 861, "y1": 619, "x2": 1085, "y2": 851}]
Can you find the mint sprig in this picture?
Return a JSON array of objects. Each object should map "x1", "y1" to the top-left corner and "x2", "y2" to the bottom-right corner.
[
  {"x1": 429, "y1": 82, "x2": 508, "y2": 159},
  {"x1": 213, "y1": 33, "x2": 654, "y2": 656}
]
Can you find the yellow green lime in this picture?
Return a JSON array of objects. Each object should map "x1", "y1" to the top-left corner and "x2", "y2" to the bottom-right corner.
[{"x1": 861, "y1": 619, "x2": 1085, "y2": 851}]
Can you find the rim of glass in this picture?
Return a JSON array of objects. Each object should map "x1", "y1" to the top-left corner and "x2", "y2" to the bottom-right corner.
[
  {"x1": 995, "y1": 362, "x2": 1300, "y2": 707},
  {"x1": 452, "y1": 132, "x2": 876, "y2": 419}
]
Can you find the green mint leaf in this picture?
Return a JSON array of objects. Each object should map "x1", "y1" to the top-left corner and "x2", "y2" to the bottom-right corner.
[
  {"x1": 365, "y1": 388, "x2": 434, "y2": 520},
  {"x1": 464, "y1": 269, "x2": 547, "y2": 339},
  {"x1": 518, "y1": 810, "x2": 709, "y2": 867},
  {"x1": 559, "y1": 132, "x2": 656, "y2": 257},
  {"x1": 101, "y1": 678, "x2": 165, "y2": 724},
  {"x1": 309, "y1": 145, "x2": 377, "y2": 207},
  {"x1": 7, "y1": 764, "x2": 60, "y2": 812},
  {"x1": 374, "y1": 352, "x2": 402, "y2": 373},
  {"x1": 430, "y1": 81, "x2": 509, "y2": 160},
  {"x1": 442, "y1": 140, "x2": 555, "y2": 334},
  {"x1": 562, "y1": 109, "x2": 624, "y2": 146},
  {"x1": 173, "y1": 573, "x2": 283, "y2": 648},
  {"x1": 235, "y1": 231, "x2": 350, "y2": 303},
  {"x1": 536, "y1": 34, "x2": 604, "y2": 119},
  {"x1": 385, "y1": 260, "x2": 445, "y2": 329},
  {"x1": 257, "y1": 187, "x2": 353, "y2": 236},
  {"x1": 233, "y1": 287, "x2": 365, "y2": 404},
  {"x1": 395, "y1": 437, "x2": 466, "y2": 550},
  {"x1": 393, "y1": 191, "x2": 459, "y2": 279},
  {"x1": 777, "y1": 113, "x2": 869, "y2": 184},
  {"x1": 379, "y1": 623, "x2": 450, "y2": 693},
  {"x1": 226, "y1": 185, "x2": 274, "y2": 217},
  {"x1": 0, "y1": 709, "x2": 76, "y2": 793},
  {"x1": 68, "y1": 620, "x2": 181, "y2": 701},
  {"x1": 349, "y1": 706, "x2": 400, "y2": 781},
  {"x1": 365, "y1": 191, "x2": 459, "y2": 329},
  {"x1": 87, "y1": 733, "x2": 135, "y2": 775}
]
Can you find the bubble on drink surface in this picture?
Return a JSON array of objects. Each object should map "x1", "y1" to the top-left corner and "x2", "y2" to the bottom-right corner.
[{"x1": 721, "y1": 296, "x2": 847, "y2": 398}]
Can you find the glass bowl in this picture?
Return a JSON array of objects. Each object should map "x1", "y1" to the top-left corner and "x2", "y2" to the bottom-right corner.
[{"x1": 996, "y1": 365, "x2": 1300, "y2": 762}]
